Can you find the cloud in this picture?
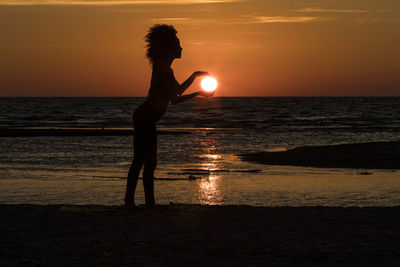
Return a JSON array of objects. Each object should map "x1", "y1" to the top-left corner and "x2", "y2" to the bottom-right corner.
[
  {"x1": 0, "y1": 43, "x2": 69, "y2": 47},
  {"x1": 187, "y1": 41, "x2": 205, "y2": 45},
  {"x1": 293, "y1": 7, "x2": 369, "y2": 14},
  {"x1": 151, "y1": 17, "x2": 191, "y2": 22},
  {"x1": 150, "y1": 15, "x2": 319, "y2": 26},
  {"x1": 240, "y1": 15, "x2": 319, "y2": 24},
  {"x1": 149, "y1": 17, "x2": 220, "y2": 25},
  {"x1": 0, "y1": 0, "x2": 239, "y2": 6},
  {"x1": 292, "y1": 7, "x2": 397, "y2": 24}
]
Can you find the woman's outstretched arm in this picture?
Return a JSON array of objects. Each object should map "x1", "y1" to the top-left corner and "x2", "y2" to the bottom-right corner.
[
  {"x1": 171, "y1": 92, "x2": 200, "y2": 105},
  {"x1": 171, "y1": 91, "x2": 214, "y2": 105},
  {"x1": 178, "y1": 71, "x2": 208, "y2": 95}
]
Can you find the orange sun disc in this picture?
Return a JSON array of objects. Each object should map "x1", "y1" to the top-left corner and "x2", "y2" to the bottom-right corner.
[{"x1": 201, "y1": 76, "x2": 218, "y2": 92}]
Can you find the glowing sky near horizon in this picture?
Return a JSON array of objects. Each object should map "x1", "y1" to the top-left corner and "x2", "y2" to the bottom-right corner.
[{"x1": 0, "y1": 0, "x2": 399, "y2": 96}]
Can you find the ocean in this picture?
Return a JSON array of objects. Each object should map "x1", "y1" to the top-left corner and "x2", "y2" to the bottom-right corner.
[{"x1": 1, "y1": 97, "x2": 399, "y2": 206}]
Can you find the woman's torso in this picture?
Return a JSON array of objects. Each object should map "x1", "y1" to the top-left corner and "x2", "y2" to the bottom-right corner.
[{"x1": 133, "y1": 65, "x2": 180, "y2": 124}]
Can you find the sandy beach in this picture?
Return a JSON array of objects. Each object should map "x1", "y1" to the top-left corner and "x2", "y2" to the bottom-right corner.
[{"x1": 2, "y1": 204, "x2": 400, "y2": 266}]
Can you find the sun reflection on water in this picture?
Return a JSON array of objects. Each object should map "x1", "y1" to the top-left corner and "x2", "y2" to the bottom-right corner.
[
  {"x1": 197, "y1": 152, "x2": 224, "y2": 204},
  {"x1": 200, "y1": 154, "x2": 222, "y2": 160},
  {"x1": 198, "y1": 174, "x2": 224, "y2": 205},
  {"x1": 194, "y1": 129, "x2": 225, "y2": 205},
  {"x1": 199, "y1": 154, "x2": 223, "y2": 171}
]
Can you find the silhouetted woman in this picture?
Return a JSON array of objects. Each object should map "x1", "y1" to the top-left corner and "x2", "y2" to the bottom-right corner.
[{"x1": 124, "y1": 24, "x2": 213, "y2": 205}]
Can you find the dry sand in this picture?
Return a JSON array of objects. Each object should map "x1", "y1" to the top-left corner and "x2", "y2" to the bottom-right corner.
[
  {"x1": 240, "y1": 141, "x2": 400, "y2": 169},
  {"x1": 2, "y1": 204, "x2": 400, "y2": 266}
]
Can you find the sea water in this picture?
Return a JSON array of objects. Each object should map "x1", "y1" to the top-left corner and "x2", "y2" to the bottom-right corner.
[{"x1": 1, "y1": 97, "x2": 399, "y2": 206}]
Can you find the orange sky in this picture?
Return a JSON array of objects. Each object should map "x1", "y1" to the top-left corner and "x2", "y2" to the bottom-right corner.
[{"x1": 0, "y1": 0, "x2": 399, "y2": 96}]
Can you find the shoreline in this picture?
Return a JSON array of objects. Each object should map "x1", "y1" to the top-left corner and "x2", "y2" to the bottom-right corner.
[
  {"x1": 240, "y1": 140, "x2": 400, "y2": 169},
  {"x1": 2, "y1": 204, "x2": 400, "y2": 266},
  {"x1": 0, "y1": 127, "x2": 190, "y2": 137}
]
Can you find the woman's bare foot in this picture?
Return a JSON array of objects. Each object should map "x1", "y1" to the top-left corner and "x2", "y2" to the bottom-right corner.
[{"x1": 124, "y1": 199, "x2": 136, "y2": 209}]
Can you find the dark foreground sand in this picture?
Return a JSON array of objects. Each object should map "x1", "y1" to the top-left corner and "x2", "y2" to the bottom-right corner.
[
  {"x1": 240, "y1": 141, "x2": 400, "y2": 169},
  {"x1": 2, "y1": 204, "x2": 400, "y2": 266}
]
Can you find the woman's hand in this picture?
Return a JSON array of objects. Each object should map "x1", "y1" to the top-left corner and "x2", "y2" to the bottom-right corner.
[
  {"x1": 198, "y1": 90, "x2": 215, "y2": 97},
  {"x1": 192, "y1": 71, "x2": 209, "y2": 78},
  {"x1": 179, "y1": 71, "x2": 209, "y2": 96}
]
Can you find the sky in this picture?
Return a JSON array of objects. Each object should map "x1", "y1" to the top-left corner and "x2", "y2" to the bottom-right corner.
[{"x1": 0, "y1": 0, "x2": 399, "y2": 96}]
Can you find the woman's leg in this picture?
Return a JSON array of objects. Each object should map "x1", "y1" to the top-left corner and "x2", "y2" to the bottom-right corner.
[
  {"x1": 124, "y1": 157, "x2": 143, "y2": 203},
  {"x1": 124, "y1": 125, "x2": 145, "y2": 204},
  {"x1": 143, "y1": 161, "x2": 156, "y2": 205},
  {"x1": 143, "y1": 123, "x2": 157, "y2": 205}
]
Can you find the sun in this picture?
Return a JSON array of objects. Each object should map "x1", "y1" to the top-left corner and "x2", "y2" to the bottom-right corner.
[{"x1": 201, "y1": 76, "x2": 218, "y2": 92}]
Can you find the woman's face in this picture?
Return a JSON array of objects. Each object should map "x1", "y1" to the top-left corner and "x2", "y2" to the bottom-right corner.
[{"x1": 171, "y1": 38, "x2": 182, "y2": 59}]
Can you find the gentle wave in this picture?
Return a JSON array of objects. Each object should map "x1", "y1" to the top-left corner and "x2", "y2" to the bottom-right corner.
[{"x1": 1, "y1": 97, "x2": 399, "y2": 132}]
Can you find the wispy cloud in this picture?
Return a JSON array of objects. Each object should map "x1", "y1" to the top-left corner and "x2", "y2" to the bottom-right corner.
[
  {"x1": 293, "y1": 7, "x2": 369, "y2": 14},
  {"x1": 151, "y1": 17, "x2": 191, "y2": 22},
  {"x1": 0, "y1": 43, "x2": 69, "y2": 47},
  {"x1": 0, "y1": 0, "x2": 239, "y2": 6},
  {"x1": 149, "y1": 15, "x2": 319, "y2": 26},
  {"x1": 149, "y1": 17, "x2": 219, "y2": 25},
  {"x1": 240, "y1": 15, "x2": 319, "y2": 24},
  {"x1": 187, "y1": 41, "x2": 205, "y2": 46},
  {"x1": 292, "y1": 7, "x2": 396, "y2": 24}
]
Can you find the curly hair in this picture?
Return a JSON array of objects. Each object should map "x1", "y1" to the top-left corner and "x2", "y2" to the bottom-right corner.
[{"x1": 145, "y1": 24, "x2": 178, "y2": 66}]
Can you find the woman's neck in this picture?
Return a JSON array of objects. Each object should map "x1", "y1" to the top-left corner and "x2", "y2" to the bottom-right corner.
[{"x1": 154, "y1": 57, "x2": 173, "y2": 68}]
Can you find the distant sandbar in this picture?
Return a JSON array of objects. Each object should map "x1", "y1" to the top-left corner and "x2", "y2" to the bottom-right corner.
[{"x1": 240, "y1": 141, "x2": 400, "y2": 169}]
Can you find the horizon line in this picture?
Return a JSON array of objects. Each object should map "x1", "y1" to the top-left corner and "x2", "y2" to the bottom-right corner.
[{"x1": 1, "y1": 96, "x2": 399, "y2": 98}]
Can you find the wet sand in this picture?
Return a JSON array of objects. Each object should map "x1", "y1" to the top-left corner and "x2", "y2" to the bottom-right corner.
[
  {"x1": 2, "y1": 204, "x2": 400, "y2": 266},
  {"x1": 240, "y1": 141, "x2": 400, "y2": 169}
]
